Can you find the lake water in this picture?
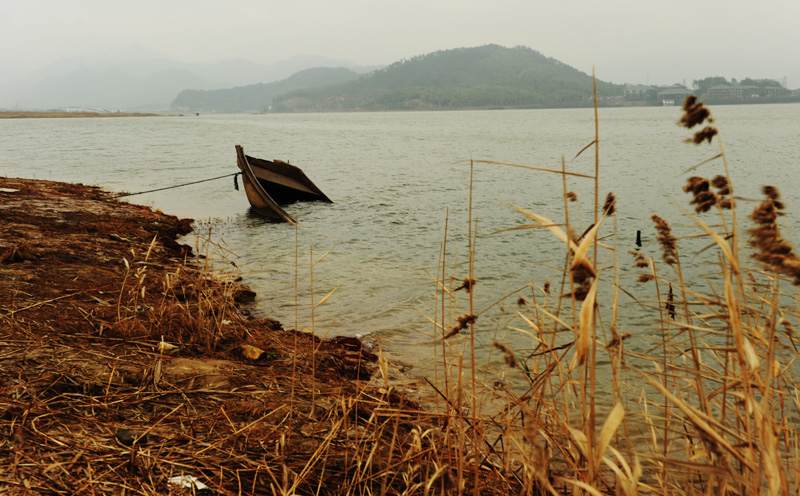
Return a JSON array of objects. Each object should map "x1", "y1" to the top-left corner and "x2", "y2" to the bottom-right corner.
[{"x1": 2, "y1": 104, "x2": 799, "y2": 382}]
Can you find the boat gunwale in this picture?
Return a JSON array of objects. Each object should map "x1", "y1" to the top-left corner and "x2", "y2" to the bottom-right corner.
[
  {"x1": 245, "y1": 154, "x2": 333, "y2": 203},
  {"x1": 235, "y1": 145, "x2": 333, "y2": 223},
  {"x1": 235, "y1": 145, "x2": 297, "y2": 223}
]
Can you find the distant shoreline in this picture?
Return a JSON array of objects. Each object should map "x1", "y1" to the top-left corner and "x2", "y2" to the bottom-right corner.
[
  {"x1": 4, "y1": 97, "x2": 799, "y2": 119},
  {"x1": 0, "y1": 111, "x2": 163, "y2": 119}
]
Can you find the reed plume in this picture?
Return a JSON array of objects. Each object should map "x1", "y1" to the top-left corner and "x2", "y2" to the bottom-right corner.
[
  {"x1": 679, "y1": 95, "x2": 718, "y2": 145},
  {"x1": 443, "y1": 313, "x2": 477, "y2": 339},
  {"x1": 683, "y1": 174, "x2": 733, "y2": 213},
  {"x1": 665, "y1": 282, "x2": 676, "y2": 319},
  {"x1": 651, "y1": 215, "x2": 677, "y2": 266},
  {"x1": 683, "y1": 176, "x2": 716, "y2": 213},
  {"x1": 565, "y1": 264, "x2": 593, "y2": 300},
  {"x1": 603, "y1": 192, "x2": 616, "y2": 215},
  {"x1": 748, "y1": 185, "x2": 800, "y2": 284},
  {"x1": 455, "y1": 277, "x2": 476, "y2": 293},
  {"x1": 630, "y1": 250, "x2": 649, "y2": 268},
  {"x1": 637, "y1": 273, "x2": 655, "y2": 283},
  {"x1": 492, "y1": 341, "x2": 518, "y2": 368}
]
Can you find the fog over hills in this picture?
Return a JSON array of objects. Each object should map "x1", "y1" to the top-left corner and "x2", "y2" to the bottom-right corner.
[
  {"x1": 0, "y1": 47, "x2": 373, "y2": 111},
  {"x1": 3, "y1": 42, "x2": 794, "y2": 113}
]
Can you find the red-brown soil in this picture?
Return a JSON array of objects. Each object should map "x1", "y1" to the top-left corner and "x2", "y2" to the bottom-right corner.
[{"x1": 0, "y1": 178, "x2": 446, "y2": 495}]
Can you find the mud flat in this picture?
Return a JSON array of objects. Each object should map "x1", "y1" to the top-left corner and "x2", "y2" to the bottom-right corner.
[{"x1": 0, "y1": 177, "x2": 461, "y2": 495}]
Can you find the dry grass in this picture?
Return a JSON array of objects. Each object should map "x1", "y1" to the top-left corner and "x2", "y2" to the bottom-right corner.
[
  {"x1": 0, "y1": 179, "x2": 469, "y2": 495},
  {"x1": 4, "y1": 92, "x2": 799, "y2": 495},
  {"x1": 2, "y1": 178, "x2": 542, "y2": 494},
  {"x1": 0, "y1": 228, "x2": 460, "y2": 495},
  {"x1": 420, "y1": 93, "x2": 800, "y2": 495}
]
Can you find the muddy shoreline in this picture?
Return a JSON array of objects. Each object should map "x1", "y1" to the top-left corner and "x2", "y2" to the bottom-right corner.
[{"x1": 0, "y1": 177, "x2": 443, "y2": 495}]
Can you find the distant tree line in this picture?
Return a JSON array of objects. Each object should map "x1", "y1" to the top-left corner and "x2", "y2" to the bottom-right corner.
[
  {"x1": 692, "y1": 76, "x2": 785, "y2": 93},
  {"x1": 623, "y1": 76, "x2": 795, "y2": 107}
]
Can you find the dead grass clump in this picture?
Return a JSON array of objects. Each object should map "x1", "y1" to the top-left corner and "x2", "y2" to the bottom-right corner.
[
  {"x1": 0, "y1": 325, "x2": 452, "y2": 495},
  {"x1": 0, "y1": 240, "x2": 40, "y2": 264},
  {"x1": 5, "y1": 178, "x2": 509, "y2": 495}
]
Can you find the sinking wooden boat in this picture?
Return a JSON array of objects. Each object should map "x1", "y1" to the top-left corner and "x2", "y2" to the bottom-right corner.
[{"x1": 235, "y1": 145, "x2": 332, "y2": 223}]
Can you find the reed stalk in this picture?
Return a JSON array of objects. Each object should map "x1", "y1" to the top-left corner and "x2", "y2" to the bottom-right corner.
[{"x1": 6, "y1": 94, "x2": 800, "y2": 496}]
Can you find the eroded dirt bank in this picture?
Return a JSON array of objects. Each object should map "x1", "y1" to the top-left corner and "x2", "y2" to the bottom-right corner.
[{"x1": 0, "y1": 178, "x2": 443, "y2": 495}]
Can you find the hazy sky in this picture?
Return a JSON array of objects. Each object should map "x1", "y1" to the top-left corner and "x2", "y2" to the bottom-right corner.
[{"x1": 5, "y1": 0, "x2": 800, "y2": 87}]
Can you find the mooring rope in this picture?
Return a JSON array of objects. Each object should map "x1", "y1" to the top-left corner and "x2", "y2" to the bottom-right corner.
[{"x1": 110, "y1": 172, "x2": 242, "y2": 198}]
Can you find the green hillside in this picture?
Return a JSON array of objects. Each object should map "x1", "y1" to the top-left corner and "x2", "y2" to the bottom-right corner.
[
  {"x1": 170, "y1": 45, "x2": 624, "y2": 113},
  {"x1": 272, "y1": 45, "x2": 623, "y2": 111},
  {"x1": 171, "y1": 67, "x2": 360, "y2": 113}
]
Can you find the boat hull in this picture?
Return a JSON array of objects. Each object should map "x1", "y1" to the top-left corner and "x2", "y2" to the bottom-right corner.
[{"x1": 235, "y1": 145, "x2": 332, "y2": 223}]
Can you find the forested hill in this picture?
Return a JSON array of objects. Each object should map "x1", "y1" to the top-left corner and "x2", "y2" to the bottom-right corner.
[
  {"x1": 171, "y1": 67, "x2": 361, "y2": 113},
  {"x1": 272, "y1": 45, "x2": 623, "y2": 112},
  {"x1": 170, "y1": 45, "x2": 623, "y2": 113}
]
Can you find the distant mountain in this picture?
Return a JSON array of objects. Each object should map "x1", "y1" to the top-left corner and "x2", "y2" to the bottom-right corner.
[
  {"x1": 182, "y1": 54, "x2": 371, "y2": 89},
  {"x1": 171, "y1": 67, "x2": 363, "y2": 113},
  {"x1": 0, "y1": 58, "x2": 30, "y2": 88},
  {"x1": 1, "y1": 45, "x2": 623, "y2": 112},
  {"x1": 271, "y1": 45, "x2": 624, "y2": 112},
  {"x1": 0, "y1": 50, "x2": 367, "y2": 111},
  {"x1": 4, "y1": 65, "x2": 217, "y2": 111}
]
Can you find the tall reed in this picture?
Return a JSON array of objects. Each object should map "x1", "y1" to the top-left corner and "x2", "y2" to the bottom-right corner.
[
  {"x1": 423, "y1": 93, "x2": 800, "y2": 495},
  {"x1": 22, "y1": 93, "x2": 799, "y2": 495}
]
